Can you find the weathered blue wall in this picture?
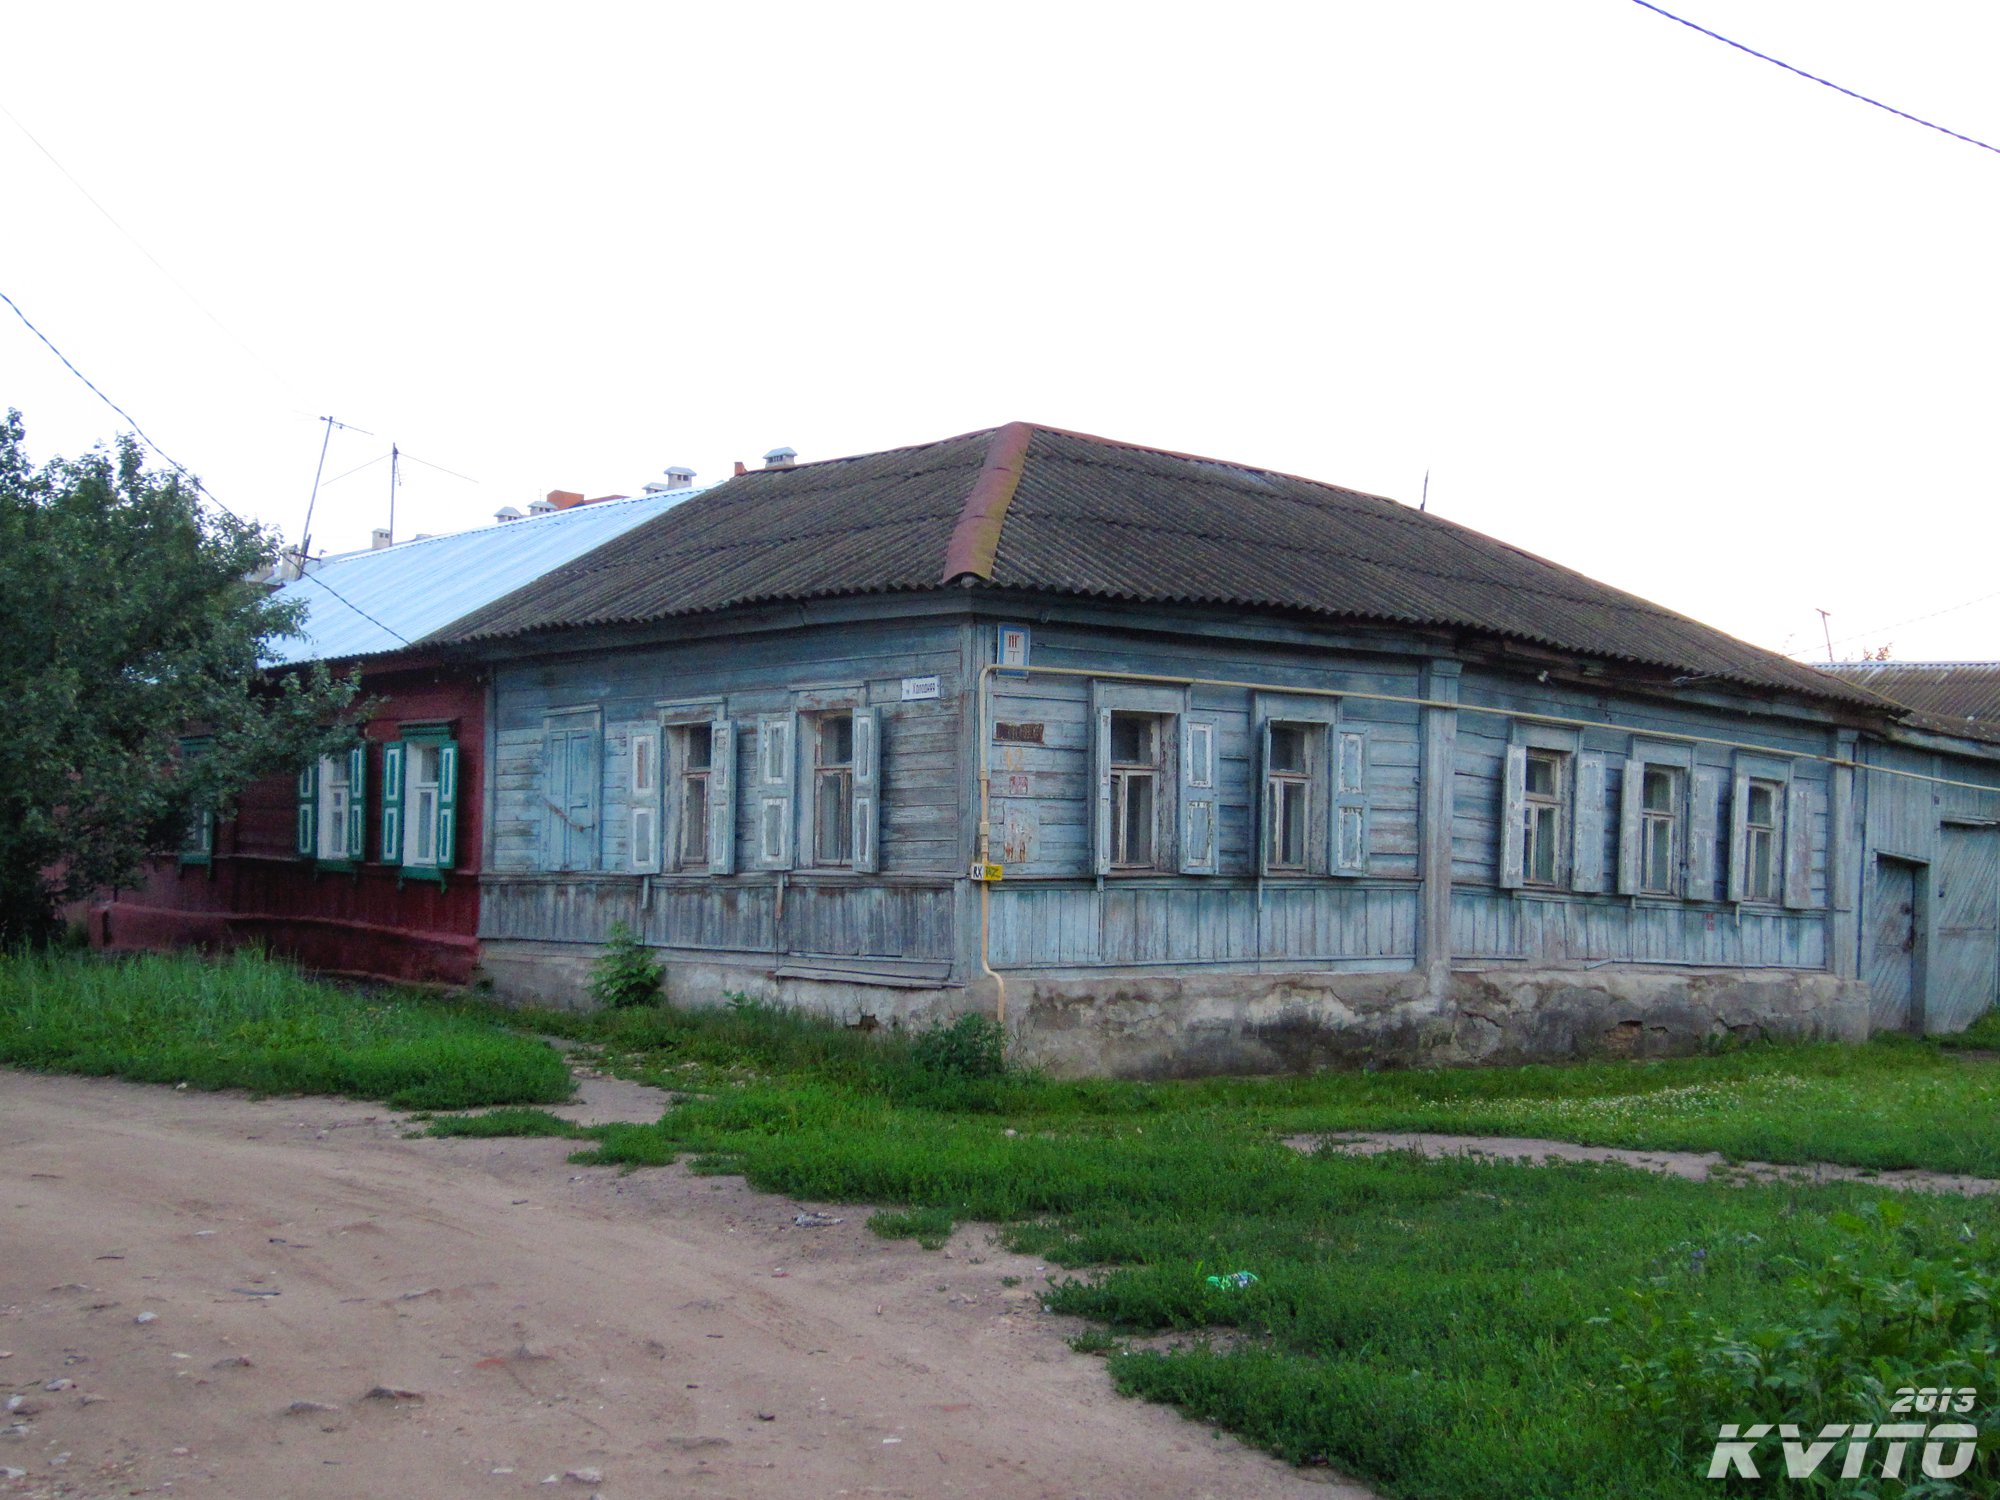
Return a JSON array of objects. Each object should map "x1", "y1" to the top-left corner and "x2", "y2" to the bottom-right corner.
[{"x1": 482, "y1": 615, "x2": 968, "y2": 973}]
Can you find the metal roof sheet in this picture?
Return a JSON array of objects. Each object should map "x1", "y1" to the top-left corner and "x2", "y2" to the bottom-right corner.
[
  {"x1": 432, "y1": 423, "x2": 1879, "y2": 709},
  {"x1": 1819, "y1": 661, "x2": 2000, "y2": 743},
  {"x1": 265, "y1": 488, "x2": 698, "y2": 665}
]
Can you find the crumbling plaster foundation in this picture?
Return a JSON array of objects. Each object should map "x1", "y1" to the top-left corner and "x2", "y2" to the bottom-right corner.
[{"x1": 478, "y1": 938, "x2": 1870, "y2": 1079}]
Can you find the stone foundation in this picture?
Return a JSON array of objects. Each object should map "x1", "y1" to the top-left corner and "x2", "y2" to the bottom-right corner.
[{"x1": 477, "y1": 939, "x2": 1872, "y2": 1078}]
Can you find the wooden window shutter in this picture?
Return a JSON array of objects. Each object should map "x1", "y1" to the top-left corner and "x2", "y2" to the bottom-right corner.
[
  {"x1": 1254, "y1": 719, "x2": 1275, "y2": 878},
  {"x1": 1686, "y1": 765, "x2": 1722, "y2": 901},
  {"x1": 850, "y1": 707, "x2": 881, "y2": 874},
  {"x1": 629, "y1": 728, "x2": 661, "y2": 874},
  {"x1": 1092, "y1": 706, "x2": 1114, "y2": 877},
  {"x1": 436, "y1": 741, "x2": 460, "y2": 870},
  {"x1": 1498, "y1": 742, "x2": 1527, "y2": 889},
  {"x1": 1331, "y1": 728, "x2": 1369, "y2": 877},
  {"x1": 755, "y1": 713, "x2": 795, "y2": 870},
  {"x1": 1615, "y1": 756, "x2": 1645, "y2": 895},
  {"x1": 708, "y1": 717, "x2": 736, "y2": 875},
  {"x1": 345, "y1": 746, "x2": 367, "y2": 861},
  {"x1": 295, "y1": 761, "x2": 317, "y2": 859},
  {"x1": 1179, "y1": 718, "x2": 1217, "y2": 875},
  {"x1": 1783, "y1": 780, "x2": 1814, "y2": 908},
  {"x1": 1570, "y1": 752, "x2": 1606, "y2": 892},
  {"x1": 379, "y1": 741, "x2": 406, "y2": 867},
  {"x1": 1725, "y1": 765, "x2": 1753, "y2": 902}
]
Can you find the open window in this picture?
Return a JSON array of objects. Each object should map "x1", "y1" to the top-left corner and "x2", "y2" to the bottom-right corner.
[
  {"x1": 1728, "y1": 751, "x2": 1813, "y2": 908},
  {"x1": 381, "y1": 726, "x2": 459, "y2": 880},
  {"x1": 297, "y1": 744, "x2": 365, "y2": 866}
]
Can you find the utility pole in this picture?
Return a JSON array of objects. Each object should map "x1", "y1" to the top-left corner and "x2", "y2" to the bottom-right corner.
[
  {"x1": 388, "y1": 443, "x2": 400, "y2": 545},
  {"x1": 1816, "y1": 608, "x2": 1835, "y2": 664}
]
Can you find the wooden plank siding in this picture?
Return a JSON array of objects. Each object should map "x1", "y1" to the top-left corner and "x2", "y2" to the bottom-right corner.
[
  {"x1": 1856, "y1": 740, "x2": 2000, "y2": 1032},
  {"x1": 474, "y1": 602, "x2": 2000, "y2": 1008},
  {"x1": 1445, "y1": 669, "x2": 1842, "y2": 970},
  {"x1": 988, "y1": 881, "x2": 1416, "y2": 969},
  {"x1": 485, "y1": 619, "x2": 968, "y2": 970}
]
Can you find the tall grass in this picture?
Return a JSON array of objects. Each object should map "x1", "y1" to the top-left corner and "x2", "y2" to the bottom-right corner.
[{"x1": 0, "y1": 949, "x2": 572, "y2": 1109}]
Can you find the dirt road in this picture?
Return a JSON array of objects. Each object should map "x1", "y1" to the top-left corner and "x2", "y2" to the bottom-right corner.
[{"x1": 0, "y1": 1071, "x2": 1363, "y2": 1499}]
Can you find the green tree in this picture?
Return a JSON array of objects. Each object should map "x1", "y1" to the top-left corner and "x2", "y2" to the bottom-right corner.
[{"x1": 0, "y1": 409, "x2": 363, "y2": 943}]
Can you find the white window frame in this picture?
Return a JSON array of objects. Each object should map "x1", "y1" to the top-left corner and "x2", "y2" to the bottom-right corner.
[
  {"x1": 318, "y1": 754, "x2": 350, "y2": 861},
  {"x1": 1500, "y1": 722, "x2": 1594, "y2": 892},
  {"x1": 1728, "y1": 750, "x2": 1812, "y2": 908},
  {"x1": 1091, "y1": 681, "x2": 1183, "y2": 877},
  {"x1": 659, "y1": 700, "x2": 735, "y2": 876},
  {"x1": 1619, "y1": 738, "x2": 1693, "y2": 898}
]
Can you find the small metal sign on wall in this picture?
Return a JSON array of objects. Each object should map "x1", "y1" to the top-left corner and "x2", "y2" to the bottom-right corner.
[{"x1": 997, "y1": 624, "x2": 1031, "y2": 676}]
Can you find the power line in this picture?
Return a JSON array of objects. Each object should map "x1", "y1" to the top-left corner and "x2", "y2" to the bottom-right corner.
[
  {"x1": 1630, "y1": 0, "x2": 2000, "y2": 157},
  {"x1": 0, "y1": 286, "x2": 410, "y2": 648},
  {"x1": 1816, "y1": 585, "x2": 2000, "y2": 657},
  {"x1": 0, "y1": 100, "x2": 315, "y2": 405}
]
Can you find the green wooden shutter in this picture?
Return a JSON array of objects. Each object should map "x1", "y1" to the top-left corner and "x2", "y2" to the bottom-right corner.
[
  {"x1": 1498, "y1": 743, "x2": 1527, "y2": 889},
  {"x1": 708, "y1": 718, "x2": 736, "y2": 875},
  {"x1": 379, "y1": 741, "x2": 405, "y2": 867},
  {"x1": 296, "y1": 761, "x2": 318, "y2": 859},
  {"x1": 851, "y1": 707, "x2": 880, "y2": 874},
  {"x1": 345, "y1": 745, "x2": 367, "y2": 860},
  {"x1": 437, "y1": 741, "x2": 459, "y2": 870}
]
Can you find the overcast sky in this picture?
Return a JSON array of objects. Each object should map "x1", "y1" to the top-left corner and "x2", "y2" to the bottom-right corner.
[{"x1": 4, "y1": 2, "x2": 1996, "y2": 664}]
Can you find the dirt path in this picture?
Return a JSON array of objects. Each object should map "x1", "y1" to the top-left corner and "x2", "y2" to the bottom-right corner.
[
  {"x1": 0, "y1": 1072, "x2": 1366, "y2": 1500},
  {"x1": 1293, "y1": 1130, "x2": 2000, "y2": 1196}
]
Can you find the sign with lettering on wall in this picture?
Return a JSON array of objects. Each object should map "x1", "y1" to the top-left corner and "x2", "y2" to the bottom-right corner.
[{"x1": 901, "y1": 675, "x2": 940, "y2": 701}]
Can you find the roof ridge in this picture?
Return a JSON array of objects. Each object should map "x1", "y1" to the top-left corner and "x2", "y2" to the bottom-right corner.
[{"x1": 939, "y1": 421, "x2": 1033, "y2": 583}]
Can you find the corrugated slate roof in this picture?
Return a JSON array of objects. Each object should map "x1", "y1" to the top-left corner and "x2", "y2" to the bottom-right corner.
[
  {"x1": 1819, "y1": 661, "x2": 2000, "y2": 744},
  {"x1": 265, "y1": 489, "x2": 698, "y2": 665},
  {"x1": 432, "y1": 423, "x2": 1876, "y2": 707}
]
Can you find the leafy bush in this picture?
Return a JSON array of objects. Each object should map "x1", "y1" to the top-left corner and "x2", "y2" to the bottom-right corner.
[
  {"x1": 588, "y1": 922, "x2": 663, "y2": 1010},
  {"x1": 910, "y1": 1012, "x2": 1006, "y2": 1079}
]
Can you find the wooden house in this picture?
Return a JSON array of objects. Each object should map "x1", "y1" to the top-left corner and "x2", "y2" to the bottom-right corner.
[
  {"x1": 413, "y1": 424, "x2": 2000, "y2": 1074},
  {"x1": 93, "y1": 488, "x2": 690, "y2": 985},
  {"x1": 1820, "y1": 661, "x2": 2000, "y2": 1035}
]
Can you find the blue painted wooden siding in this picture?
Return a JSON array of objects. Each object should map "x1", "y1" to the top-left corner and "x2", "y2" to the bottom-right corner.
[
  {"x1": 491, "y1": 621, "x2": 967, "y2": 879},
  {"x1": 988, "y1": 881, "x2": 1416, "y2": 968},
  {"x1": 485, "y1": 620, "x2": 967, "y2": 966},
  {"x1": 479, "y1": 874, "x2": 957, "y2": 961},
  {"x1": 1857, "y1": 740, "x2": 2000, "y2": 1032},
  {"x1": 986, "y1": 628, "x2": 1422, "y2": 881}
]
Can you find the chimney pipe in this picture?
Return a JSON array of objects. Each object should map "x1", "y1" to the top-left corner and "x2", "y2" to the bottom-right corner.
[
  {"x1": 763, "y1": 446, "x2": 798, "y2": 470},
  {"x1": 370, "y1": 528, "x2": 393, "y2": 550}
]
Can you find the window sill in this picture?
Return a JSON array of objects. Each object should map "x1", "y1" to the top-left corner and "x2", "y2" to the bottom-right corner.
[{"x1": 397, "y1": 865, "x2": 448, "y2": 887}]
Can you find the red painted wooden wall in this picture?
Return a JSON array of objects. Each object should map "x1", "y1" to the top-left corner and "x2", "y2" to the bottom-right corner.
[{"x1": 93, "y1": 660, "x2": 487, "y2": 986}]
